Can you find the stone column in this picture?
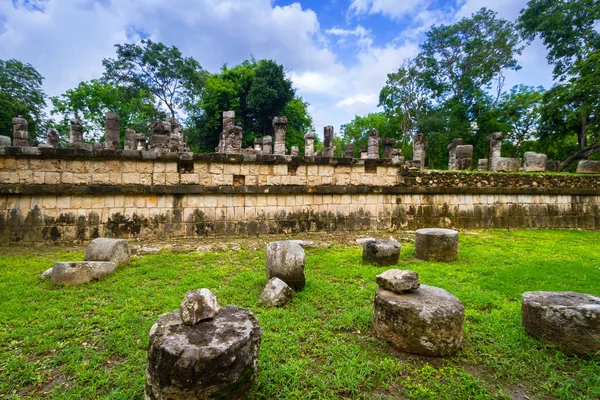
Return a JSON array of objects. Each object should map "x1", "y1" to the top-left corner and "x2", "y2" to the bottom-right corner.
[
  {"x1": 323, "y1": 126, "x2": 335, "y2": 158},
  {"x1": 304, "y1": 131, "x2": 316, "y2": 156},
  {"x1": 12, "y1": 116, "x2": 29, "y2": 147},
  {"x1": 69, "y1": 119, "x2": 84, "y2": 148},
  {"x1": 273, "y1": 116, "x2": 287, "y2": 156},
  {"x1": 221, "y1": 111, "x2": 242, "y2": 154},
  {"x1": 487, "y1": 132, "x2": 505, "y2": 171},
  {"x1": 367, "y1": 129, "x2": 379, "y2": 159},
  {"x1": 290, "y1": 146, "x2": 299, "y2": 156},
  {"x1": 124, "y1": 129, "x2": 137, "y2": 150},
  {"x1": 262, "y1": 135, "x2": 273, "y2": 155},
  {"x1": 477, "y1": 159, "x2": 488, "y2": 171},
  {"x1": 455, "y1": 145, "x2": 473, "y2": 170},
  {"x1": 391, "y1": 149, "x2": 404, "y2": 165},
  {"x1": 169, "y1": 117, "x2": 188, "y2": 152},
  {"x1": 254, "y1": 138, "x2": 263, "y2": 152},
  {"x1": 104, "y1": 112, "x2": 120, "y2": 150},
  {"x1": 343, "y1": 143, "x2": 354, "y2": 158},
  {"x1": 447, "y1": 138, "x2": 464, "y2": 170},
  {"x1": 412, "y1": 133, "x2": 428, "y2": 167},
  {"x1": 382, "y1": 138, "x2": 397, "y2": 159},
  {"x1": 360, "y1": 146, "x2": 368, "y2": 159}
]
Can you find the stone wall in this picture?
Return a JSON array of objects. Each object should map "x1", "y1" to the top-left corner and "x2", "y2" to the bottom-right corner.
[{"x1": 0, "y1": 148, "x2": 598, "y2": 243}]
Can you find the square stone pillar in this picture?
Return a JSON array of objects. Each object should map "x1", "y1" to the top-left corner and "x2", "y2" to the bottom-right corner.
[
  {"x1": 323, "y1": 126, "x2": 335, "y2": 158},
  {"x1": 455, "y1": 145, "x2": 473, "y2": 170},
  {"x1": 273, "y1": 116, "x2": 287, "y2": 155},
  {"x1": 304, "y1": 131, "x2": 316, "y2": 156},
  {"x1": 105, "y1": 112, "x2": 120, "y2": 150},
  {"x1": 412, "y1": 133, "x2": 428, "y2": 167},
  {"x1": 124, "y1": 129, "x2": 137, "y2": 150},
  {"x1": 12, "y1": 116, "x2": 29, "y2": 147},
  {"x1": 382, "y1": 137, "x2": 397, "y2": 159},
  {"x1": 367, "y1": 129, "x2": 379, "y2": 159},
  {"x1": 343, "y1": 143, "x2": 354, "y2": 158},
  {"x1": 447, "y1": 138, "x2": 464, "y2": 170},
  {"x1": 487, "y1": 132, "x2": 505, "y2": 171},
  {"x1": 262, "y1": 135, "x2": 273, "y2": 155}
]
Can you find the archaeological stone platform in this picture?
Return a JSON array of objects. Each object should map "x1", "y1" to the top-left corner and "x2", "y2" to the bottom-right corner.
[{"x1": 0, "y1": 147, "x2": 599, "y2": 243}]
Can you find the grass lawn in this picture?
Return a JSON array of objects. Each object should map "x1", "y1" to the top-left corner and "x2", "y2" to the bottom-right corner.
[{"x1": 1, "y1": 229, "x2": 599, "y2": 399}]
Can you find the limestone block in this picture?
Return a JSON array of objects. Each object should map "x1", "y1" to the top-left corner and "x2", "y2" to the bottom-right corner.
[
  {"x1": 180, "y1": 288, "x2": 220, "y2": 325},
  {"x1": 266, "y1": 241, "x2": 306, "y2": 290},
  {"x1": 522, "y1": 291, "x2": 600, "y2": 356},
  {"x1": 0, "y1": 136, "x2": 11, "y2": 147},
  {"x1": 414, "y1": 228, "x2": 458, "y2": 261},
  {"x1": 362, "y1": 239, "x2": 401, "y2": 266},
  {"x1": 373, "y1": 285, "x2": 464, "y2": 356},
  {"x1": 576, "y1": 160, "x2": 600, "y2": 174},
  {"x1": 493, "y1": 157, "x2": 521, "y2": 172},
  {"x1": 258, "y1": 277, "x2": 294, "y2": 307},
  {"x1": 376, "y1": 269, "x2": 419, "y2": 293},
  {"x1": 145, "y1": 307, "x2": 263, "y2": 400},
  {"x1": 524, "y1": 152, "x2": 548, "y2": 172},
  {"x1": 84, "y1": 238, "x2": 131, "y2": 267},
  {"x1": 51, "y1": 261, "x2": 116, "y2": 285}
]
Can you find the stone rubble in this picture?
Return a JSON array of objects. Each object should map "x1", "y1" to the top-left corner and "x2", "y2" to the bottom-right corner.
[
  {"x1": 266, "y1": 240, "x2": 306, "y2": 290},
  {"x1": 51, "y1": 261, "x2": 116, "y2": 285},
  {"x1": 180, "y1": 288, "x2": 220, "y2": 325},
  {"x1": 258, "y1": 277, "x2": 294, "y2": 307},
  {"x1": 376, "y1": 269, "x2": 420, "y2": 293},
  {"x1": 362, "y1": 239, "x2": 401, "y2": 266}
]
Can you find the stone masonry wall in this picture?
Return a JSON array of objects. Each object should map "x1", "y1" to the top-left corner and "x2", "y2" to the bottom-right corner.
[{"x1": 0, "y1": 148, "x2": 598, "y2": 243}]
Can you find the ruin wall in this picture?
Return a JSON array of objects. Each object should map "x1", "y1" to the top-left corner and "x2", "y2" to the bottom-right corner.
[{"x1": 1, "y1": 147, "x2": 599, "y2": 243}]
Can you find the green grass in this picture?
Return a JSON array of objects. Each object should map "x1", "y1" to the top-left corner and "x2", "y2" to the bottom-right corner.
[{"x1": 1, "y1": 230, "x2": 599, "y2": 399}]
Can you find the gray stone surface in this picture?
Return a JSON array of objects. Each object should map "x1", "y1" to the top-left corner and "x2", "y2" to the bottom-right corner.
[
  {"x1": 494, "y1": 157, "x2": 521, "y2": 172},
  {"x1": 259, "y1": 277, "x2": 294, "y2": 307},
  {"x1": 455, "y1": 145, "x2": 473, "y2": 170},
  {"x1": 412, "y1": 133, "x2": 428, "y2": 166},
  {"x1": 523, "y1": 152, "x2": 547, "y2": 172},
  {"x1": 415, "y1": 228, "x2": 458, "y2": 261},
  {"x1": 40, "y1": 267, "x2": 53, "y2": 280},
  {"x1": 266, "y1": 241, "x2": 306, "y2": 290},
  {"x1": 546, "y1": 160, "x2": 560, "y2": 172},
  {"x1": 373, "y1": 285, "x2": 464, "y2": 356},
  {"x1": 51, "y1": 261, "x2": 115, "y2": 285},
  {"x1": 262, "y1": 135, "x2": 272, "y2": 155},
  {"x1": 220, "y1": 111, "x2": 243, "y2": 154},
  {"x1": 0, "y1": 136, "x2": 11, "y2": 147},
  {"x1": 522, "y1": 291, "x2": 600, "y2": 356},
  {"x1": 290, "y1": 146, "x2": 299, "y2": 157},
  {"x1": 343, "y1": 143, "x2": 354, "y2": 158},
  {"x1": 487, "y1": 132, "x2": 504, "y2": 171},
  {"x1": 323, "y1": 126, "x2": 335, "y2": 158},
  {"x1": 84, "y1": 238, "x2": 130, "y2": 267},
  {"x1": 145, "y1": 307, "x2": 263, "y2": 400},
  {"x1": 576, "y1": 160, "x2": 600, "y2": 174},
  {"x1": 367, "y1": 129, "x2": 379, "y2": 159},
  {"x1": 382, "y1": 137, "x2": 396, "y2": 159},
  {"x1": 304, "y1": 131, "x2": 316, "y2": 156},
  {"x1": 180, "y1": 288, "x2": 220, "y2": 325},
  {"x1": 273, "y1": 116, "x2": 287, "y2": 156},
  {"x1": 447, "y1": 138, "x2": 463, "y2": 170},
  {"x1": 376, "y1": 269, "x2": 420, "y2": 294},
  {"x1": 391, "y1": 149, "x2": 404, "y2": 165},
  {"x1": 69, "y1": 118, "x2": 84, "y2": 148},
  {"x1": 362, "y1": 239, "x2": 401, "y2": 266},
  {"x1": 12, "y1": 115, "x2": 29, "y2": 147},
  {"x1": 105, "y1": 112, "x2": 120, "y2": 150},
  {"x1": 477, "y1": 158, "x2": 488, "y2": 171}
]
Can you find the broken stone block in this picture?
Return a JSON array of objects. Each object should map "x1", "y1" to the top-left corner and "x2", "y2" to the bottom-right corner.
[
  {"x1": 51, "y1": 261, "x2": 115, "y2": 285},
  {"x1": 304, "y1": 131, "x2": 316, "y2": 156},
  {"x1": 180, "y1": 288, "x2": 220, "y2": 325},
  {"x1": 40, "y1": 267, "x2": 53, "y2": 280},
  {"x1": 262, "y1": 135, "x2": 273, "y2": 155},
  {"x1": 273, "y1": 116, "x2": 287, "y2": 156},
  {"x1": 404, "y1": 160, "x2": 422, "y2": 169},
  {"x1": 253, "y1": 138, "x2": 263, "y2": 152},
  {"x1": 522, "y1": 291, "x2": 600, "y2": 356},
  {"x1": 412, "y1": 133, "x2": 428, "y2": 166},
  {"x1": 343, "y1": 143, "x2": 354, "y2": 158},
  {"x1": 258, "y1": 277, "x2": 294, "y2": 307},
  {"x1": 38, "y1": 128, "x2": 59, "y2": 149},
  {"x1": 266, "y1": 241, "x2": 305, "y2": 290},
  {"x1": 546, "y1": 160, "x2": 560, "y2": 172},
  {"x1": 84, "y1": 238, "x2": 130, "y2": 267},
  {"x1": 414, "y1": 228, "x2": 458, "y2": 261},
  {"x1": 373, "y1": 285, "x2": 464, "y2": 356},
  {"x1": 576, "y1": 160, "x2": 600, "y2": 174},
  {"x1": 0, "y1": 136, "x2": 11, "y2": 147},
  {"x1": 391, "y1": 149, "x2": 404, "y2": 165},
  {"x1": 69, "y1": 119, "x2": 87, "y2": 149},
  {"x1": 382, "y1": 138, "x2": 396, "y2": 159},
  {"x1": 149, "y1": 121, "x2": 171, "y2": 152},
  {"x1": 290, "y1": 146, "x2": 299, "y2": 156},
  {"x1": 360, "y1": 146, "x2": 368, "y2": 159},
  {"x1": 477, "y1": 159, "x2": 489, "y2": 171},
  {"x1": 362, "y1": 239, "x2": 401, "y2": 266},
  {"x1": 523, "y1": 152, "x2": 547, "y2": 172},
  {"x1": 447, "y1": 138, "x2": 464, "y2": 170},
  {"x1": 487, "y1": 132, "x2": 505, "y2": 171},
  {"x1": 376, "y1": 269, "x2": 420, "y2": 294},
  {"x1": 323, "y1": 125, "x2": 335, "y2": 157},
  {"x1": 455, "y1": 145, "x2": 473, "y2": 170},
  {"x1": 145, "y1": 307, "x2": 263, "y2": 399},
  {"x1": 494, "y1": 157, "x2": 521, "y2": 172},
  {"x1": 124, "y1": 129, "x2": 136, "y2": 150}
]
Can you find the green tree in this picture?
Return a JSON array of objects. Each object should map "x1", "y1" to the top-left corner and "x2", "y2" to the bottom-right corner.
[
  {"x1": 0, "y1": 59, "x2": 47, "y2": 140},
  {"x1": 102, "y1": 40, "x2": 207, "y2": 118},
  {"x1": 418, "y1": 8, "x2": 522, "y2": 138},
  {"x1": 340, "y1": 112, "x2": 403, "y2": 157},
  {"x1": 284, "y1": 96, "x2": 314, "y2": 155},
  {"x1": 519, "y1": 0, "x2": 600, "y2": 169},
  {"x1": 50, "y1": 80, "x2": 166, "y2": 142}
]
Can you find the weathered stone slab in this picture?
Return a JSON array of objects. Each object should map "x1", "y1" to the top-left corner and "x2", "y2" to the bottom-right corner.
[
  {"x1": 145, "y1": 307, "x2": 263, "y2": 400},
  {"x1": 415, "y1": 228, "x2": 458, "y2": 261},
  {"x1": 84, "y1": 238, "x2": 130, "y2": 267},
  {"x1": 522, "y1": 291, "x2": 600, "y2": 356},
  {"x1": 373, "y1": 285, "x2": 464, "y2": 356},
  {"x1": 266, "y1": 241, "x2": 305, "y2": 290},
  {"x1": 477, "y1": 158, "x2": 488, "y2": 171},
  {"x1": 51, "y1": 261, "x2": 115, "y2": 285},
  {"x1": 524, "y1": 152, "x2": 547, "y2": 172},
  {"x1": 0, "y1": 136, "x2": 12, "y2": 147},
  {"x1": 576, "y1": 160, "x2": 600, "y2": 174},
  {"x1": 180, "y1": 288, "x2": 220, "y2": 325},
  {"x1": 362, "y1": 239, "x2": 401, "y2": 266},
  {"x1": 259, "y1": 277, "x2": 294, "y2": 307},
  {"x1": 40, "y1": 267, "x2": 53, "y2": 280},
  {"x1": 494, "y1": 157, "x2": 521, "y2": 172},
  {"x1": 376, "y1": 269, "x2": 419, "y2": 294}
]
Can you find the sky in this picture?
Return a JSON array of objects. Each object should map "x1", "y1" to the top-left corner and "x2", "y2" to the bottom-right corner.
[{"x1": 0, "y1": 0, "x2": 554, "y2": 137}]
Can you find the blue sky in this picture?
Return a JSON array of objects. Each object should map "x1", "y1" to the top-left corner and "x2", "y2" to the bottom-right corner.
[{"x1": 0, "y1": 0, "x2": 553, "y2": 136}]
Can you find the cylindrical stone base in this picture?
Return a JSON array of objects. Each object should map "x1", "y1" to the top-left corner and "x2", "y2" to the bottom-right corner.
[
  {"x1": 373, "y1": 285, "x2": 464, "y2": 356},
  {"x1": 414, "y1": 228, "x2": 458, "y2": 261},
  {"x1": 522, "y1": 291, "x2": 600, "y2": 356},
  {"x1": 145, "y1": 307, "x2": 263, "y2": 400}
]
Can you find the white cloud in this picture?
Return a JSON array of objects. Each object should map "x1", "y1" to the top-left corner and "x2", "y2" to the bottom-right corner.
[{"x1": 349, "y1": 0, "x2": 429, "y2": 20}]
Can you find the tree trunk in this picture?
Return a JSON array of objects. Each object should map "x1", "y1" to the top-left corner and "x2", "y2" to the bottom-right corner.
[{"x1": 558, "y1": 142, "x2": 600, "y2": 171}]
